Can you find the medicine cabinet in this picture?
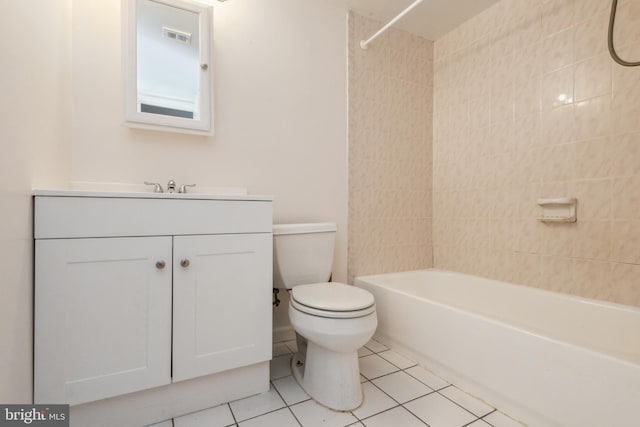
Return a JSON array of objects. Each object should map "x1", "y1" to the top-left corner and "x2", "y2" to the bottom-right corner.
[{"x1": 122, "y1": 0, "x2": 214, "y2": 134}]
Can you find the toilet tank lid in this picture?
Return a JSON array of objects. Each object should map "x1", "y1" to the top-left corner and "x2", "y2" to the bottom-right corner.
[{"x1": 273, "y1": 222, "x2": 337, "y2": 235}]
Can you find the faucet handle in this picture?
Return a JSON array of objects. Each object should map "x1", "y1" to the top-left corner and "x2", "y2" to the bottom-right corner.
[
  {"x1": 144, "y1": 182, "x2": 164, "y2": 193},
  {"x1": 178, "y1": 184, "x2": 196, "y2": 194}
]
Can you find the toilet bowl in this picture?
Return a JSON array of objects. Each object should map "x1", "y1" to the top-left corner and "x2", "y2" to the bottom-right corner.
[
  {"x1": 288, "y1": 282, "x2": 377, "y2": 410},
  {"x1": 273, "y1": 223, "x2": 377, "y2": 411}
]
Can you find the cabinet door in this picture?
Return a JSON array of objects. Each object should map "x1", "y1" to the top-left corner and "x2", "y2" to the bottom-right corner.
[
  {"x1": 34, "y1": 237, "x2": 172, "y2": 405},
  {"x1": 173, "y1": 234, "x2": 272, "y2": 382}
]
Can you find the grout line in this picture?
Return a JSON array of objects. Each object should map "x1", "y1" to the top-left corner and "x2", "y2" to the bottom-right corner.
[
  {"x1": 399, "y1": 404, "x2": 433, "y2": 427},
  {"x1": 358, "y1": 404, "x2": 430, "y2": 427},
  {"x1": 479, "y1": 409, "x2": 499, "y2": 427},
  {"x1": 270, "y1": 379, "x2": 304, "y2": 427},
  {"x1": 227, "y1": 402, "x2": 238, "y2": 426},
  {"x1": 271, "y1": 340, "x2": 518, "y2": 427},
  {"x1": 402, "y1": 369, "x2": 449, "y2": 392},
  {"x1": 461, "y1": 417, "x2": 483, "y2": 427},
  {"x1": 435, "y1": 387, "x2": 488, "y2": 420},
  {"x1": 232, "y1": 405, "x2": 289, "y2": 425}
]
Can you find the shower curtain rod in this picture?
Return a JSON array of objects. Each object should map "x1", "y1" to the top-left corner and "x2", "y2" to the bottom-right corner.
[{"x1": 360, "y1": 0, "x2": 425, "y2": 49}]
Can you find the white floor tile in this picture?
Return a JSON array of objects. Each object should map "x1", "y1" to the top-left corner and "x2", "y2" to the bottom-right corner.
[
  {"x1": 376, "y1": 350, "x2": 417, "y2": 369},
  {"x1": 174, "y1": 404, "x2": 234, "y2": 427},
  {"x1": 345, "y1": 423, "x2": 364, "y2": 427},
  {"x1": 273, "y1": 343, "x2": 292, "y2": 357},
  {"x1": 272, "y1": 375, "x2": 310, "y2": 405},
  {"x1": 372, "y1": 371, "x2": 433, "y2": 403},
  {"x1": 364, "y1": 339, "x2": 388, "y2": 353},
  {"x1": 289, "y1": 399, "x2": 358, "y2": 427},
  {"x1": 404, "y1": 393, "x2": 476, "y2": 427},
  {"x1": 360, "y1": 406, "x2": 425, "y2": 427},
  {"x1": 229, "y1": 387, "x2": 286, "y2": 422},
  {"x1": 146, "y1": 421, "x2": 173, "y2": 427},
  {"x1": 238, "y1": 408, "x2": 299, "y2": 427},
  {"x1": 405, "y1": 366, "x2": 449, "y2": 390},
  {"x1": 357, "y1": 346, "x2": 372, "y2": 357},
  {"x1": 483, "y1": 411, "x2": 526, "y2": 427},
  {"x1": 440, "y1": 386, "x2": 494, "y2": 417},
  {"x1": 466, "y1": 420, "x2": 492, "y2": 427},
  {"x1": 358, "y1": 354, "x2": 399, "y2": 379},
  {"x1": 270, "y1": 355, "x2": 292, "y2": 380},
  {"x1": 352, "y1": 382, "x2": 397, "y2": 419}
]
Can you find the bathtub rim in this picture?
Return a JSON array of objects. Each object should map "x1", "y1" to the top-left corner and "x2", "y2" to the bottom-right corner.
[{"x1": 354, "y1": 268, "x2": 640, "y2": 367}]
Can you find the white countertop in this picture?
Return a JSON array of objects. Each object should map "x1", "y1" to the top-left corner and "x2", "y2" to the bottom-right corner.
[{"x1": 33, "y1": 189, "x2": 272, "y2": 202}]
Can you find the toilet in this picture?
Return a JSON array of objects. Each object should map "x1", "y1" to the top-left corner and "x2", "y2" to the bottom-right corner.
[{"x1": 273, "y1": 223, "x2": 377, "y2": 411}]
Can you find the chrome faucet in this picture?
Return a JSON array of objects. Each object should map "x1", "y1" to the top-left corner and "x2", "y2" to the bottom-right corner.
[
  {"x1": 178, "y1": 184, "x2": 196, "y2": 194},
  {"x1": 144, "y1": 182, "x2": 164, "y2": 193},
  {"x1": 145, "y1": 180, "x2": 195, "y2": 194}
]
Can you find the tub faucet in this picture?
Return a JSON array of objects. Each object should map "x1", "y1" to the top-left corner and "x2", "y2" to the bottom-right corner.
[{"x1": 167, "y1": 180, "x2": 176, "y2": 193}]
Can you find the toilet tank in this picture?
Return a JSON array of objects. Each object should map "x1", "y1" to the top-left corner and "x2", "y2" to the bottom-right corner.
[{"x1": 273, "y1": 223, "x2": 337, "y2": 289}]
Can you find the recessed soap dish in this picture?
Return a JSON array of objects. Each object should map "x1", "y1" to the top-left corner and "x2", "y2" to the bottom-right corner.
[{"x1": 537, "y1": 197, "x2": 577, "y2": 223}]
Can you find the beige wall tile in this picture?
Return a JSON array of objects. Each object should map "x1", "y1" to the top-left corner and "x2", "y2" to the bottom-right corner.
[
  {"x1": 573, "y1": 259, "x2": 613, "y2": 300},
  {"x1": 611, "y1": 131, "x2": 640, "y2": 177},
  {"x1": 571, "y1": 220, "x2": 611, "y2": 260},
  {"x1": 432, "y1": 0, "x2": 640, "y2": 307},
  {"x1": 573, "y1": 12, "x2": 609, "y2": 62},
  {"x1": 541, "y1": 66, "x2": 575, "y2": 110},
  {"x1": 348, "y1": 13, "x2": 433, "y2": 282},
  {"x1": 611, "y1": 262, "x2": 640, "y2": 306},
  {"x1": 575, "y1": 138, "x2": 611, "y2": 179},
  {"x1": 612, "y1": 175, "x2": 640, "y2": 220},
  {"x1": 542, "y1": 28, "x2": 574, "y2": 73},
  {"x1": 611, "y1": 0, "x2": 640, "y2": 47},
  {"x1": 574, "y1": 0, "x2": 612, "y2": 25},
  {"x1": 609, "y1": 221, "x2": 640, "y2": 264},
  {"x1": 612, "y1": 43, "x2": 640, "y2": 92},
  {"x1": 541, "y1": 0, "x2": 575, "y2": 38},
  {"x1": 574, "y1": 178, "x2": 612, "y2": 220},
  {"x1": 348, "y1": 0, "x2": 640, "y2": 307},
  {"x1": 574, "y1": 95, "x2": 611, "y2": 141},
  {"x1": 574, "y1": 54, "x2": 612, "y2": 102},
  {"x1": 540, "y1": 255, "x2": 576, "y2": 293}
]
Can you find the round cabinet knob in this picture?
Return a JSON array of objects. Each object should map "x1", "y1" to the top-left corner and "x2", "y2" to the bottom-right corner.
[
  {"x1": 201, "y1": 64, "x2": 208, "y2": 71},
  {"x1": 155, "y1": 260, "x2": 166, "y2": 270},
  {"x1": 180, "y1": 259, "x2": 190, "y2": 268}
]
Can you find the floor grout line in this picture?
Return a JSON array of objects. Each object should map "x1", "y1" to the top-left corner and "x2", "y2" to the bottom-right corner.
[{"x1": 224, "y1": 339, "x2": 521, "y2": 427}]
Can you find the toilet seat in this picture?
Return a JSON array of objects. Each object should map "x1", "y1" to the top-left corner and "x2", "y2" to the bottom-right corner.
[{"x1": 290, "y1": 282, "x2": 376, "y2": 319}]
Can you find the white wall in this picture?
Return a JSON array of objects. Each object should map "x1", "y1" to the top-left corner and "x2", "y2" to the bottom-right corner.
[
  {"x1": 0, "y1": 0, "x2": 348, "y2": 398},
  {"x1": 71, "y1": 0, "x2": 348, "y2": 338},
  {"x1": 0, "y1": 1, "x2": 72, "y2": 402},
  {"x1": 71, "y1": 0, "x2": 348, "y2": 279}
]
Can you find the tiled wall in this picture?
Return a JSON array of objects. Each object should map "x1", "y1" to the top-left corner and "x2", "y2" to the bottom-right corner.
[
  {"x1": 348, "y1": 12, "x2": 434, "y2": 282},
  {"x1": 433, "y1": 0, "x2": 640, "y2": 306}
]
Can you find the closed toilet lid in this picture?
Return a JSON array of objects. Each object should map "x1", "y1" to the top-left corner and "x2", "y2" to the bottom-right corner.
[{"x1": 291, "y1": 282, "x2": 375, "y2": 312}]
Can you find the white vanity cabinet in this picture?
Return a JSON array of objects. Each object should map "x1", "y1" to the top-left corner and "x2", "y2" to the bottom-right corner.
[
  {"x1": 34, "y1": 193, "x2": 272, "y2": 407},
  {"x1": 172, "y1": 234, "x2": 271, "y2": 382}
]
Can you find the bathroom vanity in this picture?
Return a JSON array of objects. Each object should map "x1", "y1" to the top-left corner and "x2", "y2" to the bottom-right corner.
[{"x1": 33, "y1": 190, "x2": 272, "y2": 426}]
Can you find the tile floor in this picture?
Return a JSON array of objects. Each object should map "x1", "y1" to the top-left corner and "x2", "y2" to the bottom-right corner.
[{"x1": 172, "y1": 339, "x2": 525, "y2": 427}]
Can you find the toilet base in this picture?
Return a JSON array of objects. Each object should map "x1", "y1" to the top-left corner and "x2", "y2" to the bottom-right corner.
[{"x1": 292, "y1": 340, "x2": 363, "y2": 412}]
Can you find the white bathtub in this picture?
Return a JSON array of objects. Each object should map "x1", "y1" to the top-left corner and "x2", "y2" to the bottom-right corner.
[{"x1": 354, "y1": 269, "x2": 640, "y2": 427}]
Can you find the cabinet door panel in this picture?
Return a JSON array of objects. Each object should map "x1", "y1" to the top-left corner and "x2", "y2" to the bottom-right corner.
[
  {"x1": 173, "y1": 234, "x2": 272, "y2": 382},
  {"x1": 34, "y1": 237, "x2": 172, "y2": 405}
]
